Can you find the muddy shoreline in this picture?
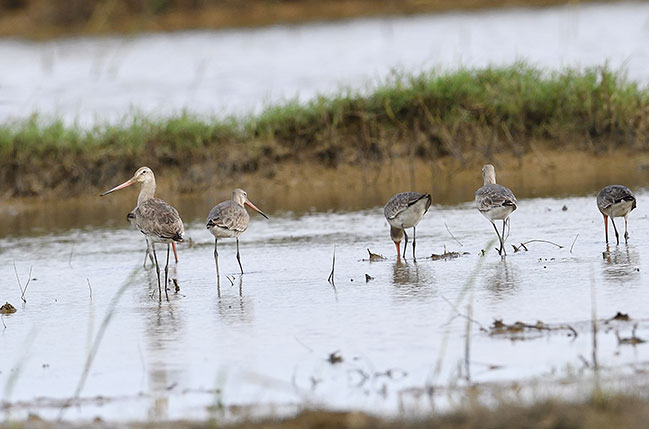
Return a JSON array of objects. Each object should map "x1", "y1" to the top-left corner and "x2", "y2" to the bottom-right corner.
[
  {"x1": 0, "y1": 0, "x2": 609, "y2": 40},
  {"x1": 1, "y1": 148, "x2": 648, "y2": 237}
]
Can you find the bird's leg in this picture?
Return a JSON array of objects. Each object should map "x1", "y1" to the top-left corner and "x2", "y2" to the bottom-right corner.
[
  {"x1": 151, "y1": 243, "x2": 161, "y2": 302},
  {"x1": 491, "y1": 221, "x2": 503, "y2": 255},
  {"x1": 603, "y1": 215, "x2": 609, "y2": 244},
  {"x1": 172, "y1": 242, "x2": 179, "y2": 263},
  {"x1": 236, "y1": 237, "x2": 244, "y2": 274},
  {"x1": 403, "y1": 229, "x2": 409, "y2": 260},
  {"x1": 214, "y1": 238, "x2": 221, "y2": 291},
  {"x1": 611, "y1": 217, "x2": 620, "y2": 245},
  {"x1": 412, "y1": 227, "x2": 417, "y2": 261},
  {"x1": 624, "y1": 215, "x2": 629, "y2": 242},
  {"x1": 501, "y1": 219, "x2": 508, "y2": 256},
  {"x1": 164, "y1": 243, "x2": 170, "y2": 301}
]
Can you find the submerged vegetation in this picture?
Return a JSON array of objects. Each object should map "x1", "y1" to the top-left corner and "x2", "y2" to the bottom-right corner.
[{"x1": 1, "y1": 64, "x2": 649, "y2": 197}]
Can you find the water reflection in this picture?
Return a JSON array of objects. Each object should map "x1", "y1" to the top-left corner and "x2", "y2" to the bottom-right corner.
[
  {"x1": 602, "y1": 244, "x2": 641, "y2": 283},
  {"x1": 484, "y1": 259, "x2": 518, "y2": 298},
  {"x1": 390, "y1": 261, "x2": 435, "y2": 300},
  {"x1": 216, "y1": 276, "x2": 254, "y2": 326}
]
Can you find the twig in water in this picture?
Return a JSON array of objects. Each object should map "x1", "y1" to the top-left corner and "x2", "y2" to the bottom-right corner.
[
  {"x1": 13, "y1": 263, "x2": 33, "y2": 304},
  {"x1": 327, "y1": 245, "x2": 336, "y2": 286},
  {"x1": 444, "y1": 222, "x2": 463, "y2": 247},
  {"x1": 521, "y1": 239, "x2": 563, "y2": 249},
  {"x1": 86, "y1": 279, "x2": 93, "y2": 301},
  {"x1": 439, "y1": 294, "x2": 487, "y2": 332},
  {"x1": 569, "y1": 234, "x2": 579, "y2": 254},
  {"x1": 1, "y1": 316, "x2": 5, "y2": 329}
]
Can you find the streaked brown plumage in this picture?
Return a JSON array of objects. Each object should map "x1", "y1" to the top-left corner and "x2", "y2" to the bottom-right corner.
[
  {"x1": 383, "y1": 192, "x2": 432, "y2": 261},
  {"x1": 207, "y1": 188, "x2": 268, "y2": 287},
  {"x1": 596, "y1": 184, "x2": 636, "y2": 245},
  {"x1": 475, "y1": 164, "x2": 517, "y2": 256},
  {"x1": 101, "y1": 166, "x2": 184, "y2": 300}
]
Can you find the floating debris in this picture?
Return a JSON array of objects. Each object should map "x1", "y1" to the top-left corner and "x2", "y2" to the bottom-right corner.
[
  {"x1": 0, "y1": 302, "x2": 17, "y2": 314},
  {"x1": 609, "y1": 312, "x2": 631, "y2": 322},
  {"x1": 430, "y1": 246, "x2": 469, "y2": 261},
  {"x1": 616, "y1": 324, "x2": 646, "y2": 345},
  {"x1": 562, "y1": 205, "x2": 568, "y2": 211},
  {"x1": 490, "y1": 319, "x2": 577, "y2": 338},
  {"x1": 327, "y1": 351, "x2": 343, "y2": 365},
  {"x1": 365, "y1": 274, "x2": 374, "y2": 282},
  {"x1": 366, "y1": 248, "x2": 386, "y2": 261}
]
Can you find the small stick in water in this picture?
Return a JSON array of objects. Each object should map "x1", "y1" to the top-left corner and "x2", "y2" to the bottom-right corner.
[
  {"x1": 570, "y1": 234, "x2": 579, "y2": 254},
  {"x1": 327, "y1": 245, "x2": 336, "y2": 286}
]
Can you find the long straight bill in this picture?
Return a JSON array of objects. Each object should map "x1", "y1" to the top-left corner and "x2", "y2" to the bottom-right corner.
[
  {"x1": 245, "y1": 200, "x2": 269, "y2": 219},
  {"x1": 99, "y1": 177, "x2": 135, "y2": 197}
]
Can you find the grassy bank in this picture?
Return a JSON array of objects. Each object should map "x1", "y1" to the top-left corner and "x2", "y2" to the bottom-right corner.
[
  {"x1": 1, "y1": 64, "x2": 648, "y2": 197},
  {"x1": 0, "y1": 0, "x2": 604, "y2": 39}
]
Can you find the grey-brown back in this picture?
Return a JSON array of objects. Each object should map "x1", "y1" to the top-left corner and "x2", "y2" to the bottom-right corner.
[
  {"x1": 384, "y1": 192, "x2": 432, "y2": 220},
  {"x1": 475, "y1": 184, "x2": 518, "y2": 212},
  {"x1": 135, "y1": 198, "x2": 184, "y2": 242},
  {"x1": 206, "y1": 200, "x2": 249, "y2": 232},
  {"x1": 597, "y1": 185, "x2": 636, "y2": 212}
]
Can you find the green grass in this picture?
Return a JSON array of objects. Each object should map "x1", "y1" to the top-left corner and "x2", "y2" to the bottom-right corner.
[{"x1": 1, "y1": 63, "x2": 648, "y2": 196}]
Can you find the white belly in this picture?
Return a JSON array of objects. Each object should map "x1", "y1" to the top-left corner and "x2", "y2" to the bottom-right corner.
[
  {"x1": 605, "y1": 200, "x2": 634, "y2": 218},
  {"x1": 480, "y1": 205, "x2": 515, "y2": 222},
  {"x1": 209, "y1": 225, "x2": 244, "y2": 239},
  {"x1": 388, "y1": 198, "x2": 429, "y2": 229}
]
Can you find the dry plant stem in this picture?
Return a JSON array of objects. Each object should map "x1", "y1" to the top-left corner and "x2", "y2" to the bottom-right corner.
[
  {"x1": 86, "y1": 278, "x2": 93, "y2": 300},
  {"x1": 590, "y1": 271, "x2": 600, "y2": 394},
  {"x1": 328, "y1": 245, "x2": 336, "y2": 286},
  {"x1": 1, "y1": 316, "x2": 5, "y2": 329},
  {"x1": 439, "y1": 294, "x2": 487, "y2": 332},
  {"x1": 444, "y1": 222, "x2": 463, "y2": 247},
  {"x1": 570, "y1": 234, "x2": 579, "y2": 253},
  {"x1": 58, "y1": 266, "x2": 140, "y2": 422},
  {"x1": 521, "y1": 239, "x2": 563, "y2": 248}
]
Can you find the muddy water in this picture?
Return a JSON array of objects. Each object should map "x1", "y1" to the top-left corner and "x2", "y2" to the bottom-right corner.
[
  {"x1": 2, "y1": 183, "x2": 649, "y2": 422},
  {"x1": 2, "y1": 2, "x2": 649, "y2": 124}
]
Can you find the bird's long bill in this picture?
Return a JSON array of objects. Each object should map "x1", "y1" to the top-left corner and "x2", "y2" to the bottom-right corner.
[
  {"x1": 245, "y1": 200, "x2": 269, "y2": 219},
  {"x1": 99, "y1": 177, "x2": 136, "y2": 197}
]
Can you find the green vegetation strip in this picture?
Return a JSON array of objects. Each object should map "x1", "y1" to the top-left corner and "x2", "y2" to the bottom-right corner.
[{"x1": 1, "y1": 64, "x2": 648, "y2": 196}]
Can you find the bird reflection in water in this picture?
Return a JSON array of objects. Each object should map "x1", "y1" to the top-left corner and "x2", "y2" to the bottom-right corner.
[
  {"x1": 390, "y1": 261, "x2": 435, "y2": 299},
  {"x1": 485, "y1": 259, "x2": 518, "y2": 298},
  {"x1": 602, "y1": 244, "x2": 640, "y2": 282},
  {"x1": 216, "y1": 276, "x2": 254, "y2": 326}
]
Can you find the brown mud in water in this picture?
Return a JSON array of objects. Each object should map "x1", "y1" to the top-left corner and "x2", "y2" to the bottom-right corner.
[
  {"x1": 0, "y1": 0, "x2": 604, "y2": 40},
  {"x1": 0, "y1": 149, "x2": 647, "y2": 237}
]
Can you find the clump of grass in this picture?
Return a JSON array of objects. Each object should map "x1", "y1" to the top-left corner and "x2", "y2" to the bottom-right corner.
[{"x1": 1, "y1": 64, "x2": 648, "y2": 197}]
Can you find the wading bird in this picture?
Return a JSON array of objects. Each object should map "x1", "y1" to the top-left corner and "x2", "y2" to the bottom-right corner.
[
  {"x1": 475, "y1": 164, "x2": 518, "y2": 256},
  {"x1": 206, "y1": 188, "x2": 268, "y2": 285},
  {"x1": 383, "y1": 192, "x2": 432, "y2": 261},
  {"x1": 596, "y1": 185, "x2": 636, "y2": 245},
  {"x1": 128, "y1": 210, "x2": 178, "y2": 267},
  {"x1": 101, "y1": 167, "x2": 184, "y2": 300}
]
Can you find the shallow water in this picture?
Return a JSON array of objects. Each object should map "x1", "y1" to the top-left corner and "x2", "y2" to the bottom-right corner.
[
  {"x1": 2, "y1": 2, "x2": 649, "y2": 124},
  {"x1": 2, "y1": 189, "x2": 649, "y2": 422}
]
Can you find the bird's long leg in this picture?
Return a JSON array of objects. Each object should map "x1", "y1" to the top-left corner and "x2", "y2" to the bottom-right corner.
[
  {"x1": 624, "y1": 215, "x2": 630, "y2": 242},
  {"x1": 214, "y1": 238, "x2": 221, "y2": 292},
  {"x1": 611, "y1": 217, "x2": 620, "y2": 245},
  {"x1": 603, "y1": 215, "x2": 609, "y2": 244},
  {"x1": 501, "y1": 219, "x2": 508, "y2": 256},
  {"x1": 151, "y1": 243, "x2": 161, "y2": 302},
  {"x1": 236, "y1": 237, "x2": 244, "y2": 274},
  {"x1": 403, "y1": 229, "x2": 409, "y2": 260},
  {"x1": 412, "y1": 227, "x2": 417, "y2": 261},
  {"x1": 172, "y1": 242, "x2": 179, "y2": 263},
  {"x1": 164, "y1": 244, "x2": 170, "y2": 301},
  {"x1": 491, "y1": 221, "x2": 503, "y2": 255}
]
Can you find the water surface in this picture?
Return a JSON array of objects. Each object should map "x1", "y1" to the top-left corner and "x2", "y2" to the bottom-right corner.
[{"x1": 1, "y1": 191, "x2": 648, "y2": 422}]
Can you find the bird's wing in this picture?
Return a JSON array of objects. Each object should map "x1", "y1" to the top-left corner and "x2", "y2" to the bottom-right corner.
[
  {"x1": 136, "y1": 198, "x2": 184, "y2": 241},
  {"x1": 475, "y1": 184, "x2": 518, "y2": 212},
  {"x1": 384, "y1": 192, "x2": 431, "y2": 219},
  {"x1": 206, "y1": 201, "x2": 248, "y2": 232}
]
